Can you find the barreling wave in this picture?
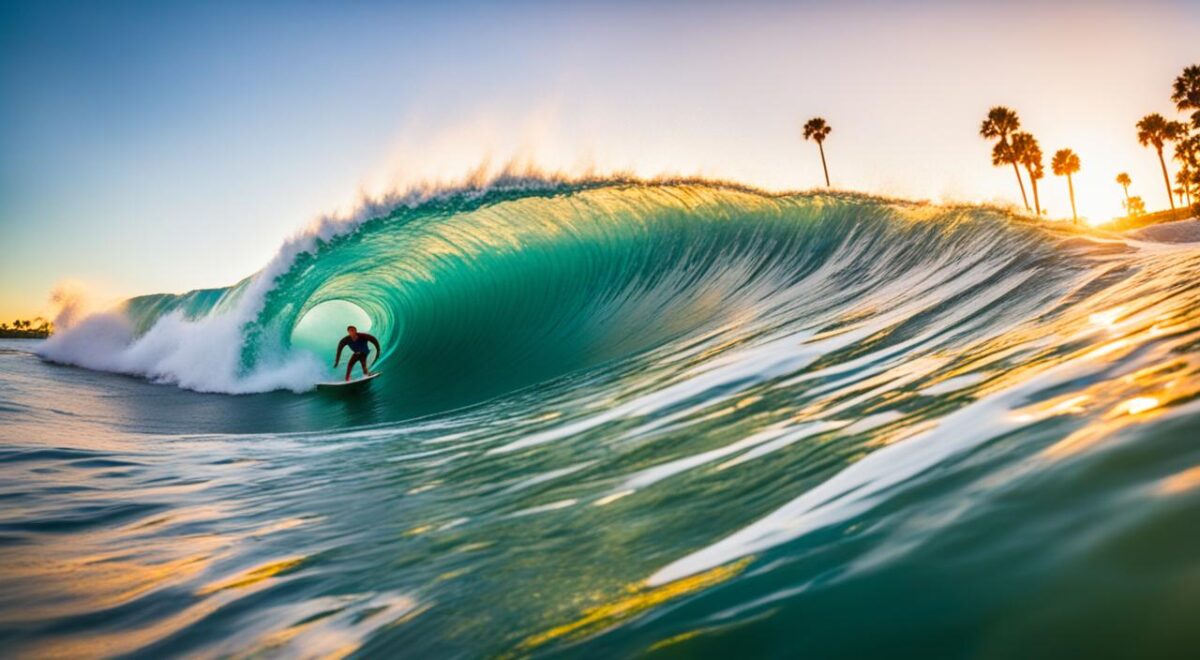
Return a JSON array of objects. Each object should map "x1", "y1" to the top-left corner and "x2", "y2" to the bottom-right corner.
[{"x1": 38, "y1": 178, "x2": 1087, "y2": 407}]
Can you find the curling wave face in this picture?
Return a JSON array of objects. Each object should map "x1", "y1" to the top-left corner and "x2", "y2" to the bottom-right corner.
[
  {"x1": 8, "y1": 180, "x2": 1200, "y2": 656},
  {"x1": 42, "y1": 181, "x2": 1079, "y2": 410}
]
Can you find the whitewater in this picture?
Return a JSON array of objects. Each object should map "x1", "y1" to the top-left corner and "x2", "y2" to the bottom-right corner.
[{"x1": 2, "y1": 179, "x2": 1199, "y2": 657}]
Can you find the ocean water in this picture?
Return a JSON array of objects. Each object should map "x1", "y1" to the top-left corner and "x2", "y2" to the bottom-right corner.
[{"x1": 2, "y1": 181, "x2": 1199, "y2": 657}]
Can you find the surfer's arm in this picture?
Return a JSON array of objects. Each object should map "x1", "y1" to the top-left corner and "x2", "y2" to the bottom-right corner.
[
  {"x1": 366, "y1": 334, "x2": 382, "y2": 363},
  {"x1": 333, "y1": 337, "x2": 349, "y2": 366}
]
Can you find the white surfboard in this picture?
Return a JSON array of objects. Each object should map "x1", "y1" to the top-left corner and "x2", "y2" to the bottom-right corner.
[{"x1": 316, "y1": 372, "x2": 381, "y2": 390}]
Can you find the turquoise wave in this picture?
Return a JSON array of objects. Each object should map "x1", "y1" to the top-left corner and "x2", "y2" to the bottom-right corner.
[{"x1": 119, "y1": 181, "x2": 1074, "y2": 408}]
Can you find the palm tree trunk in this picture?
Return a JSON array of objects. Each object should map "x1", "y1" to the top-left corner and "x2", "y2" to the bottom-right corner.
[
  {"x1": 1157, "y1": 147, "x2": 1175, "y2": 211},
  {"x1": 1026, "y1": 166, "x2": 1041, "y2": 216},
  {"x1": 1122, "y1": 185, "x2": 1129, "y2": 202},
  {"x1": 818, "y1": 141, "x2": 830, "y2": 187},
  {"x1": 1067, "y1": 173, "x2": 1077, "y2": 224},
  {"x1": 1010, "y1": 160, "x2": 1030, "y2": 211}
]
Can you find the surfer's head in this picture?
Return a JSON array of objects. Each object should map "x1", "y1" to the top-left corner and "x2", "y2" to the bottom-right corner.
[{"x1": 347, "y1": 325, "x2": 358, "y2": 339}]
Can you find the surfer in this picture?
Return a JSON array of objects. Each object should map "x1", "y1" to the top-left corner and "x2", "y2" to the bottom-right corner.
[{"x1": 333, "y1": 325, "x2": 381, "y2": 381}]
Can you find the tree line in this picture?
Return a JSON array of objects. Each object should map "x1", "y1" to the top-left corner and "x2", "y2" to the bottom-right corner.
[
  {"x1": 979, "y1": 64, "x2": 1199, "y2": 223},
  {"x1": 0, "y1": 318, "x2": 53, "y2": 339},
  {"x1": 800, "y1": 63, "x2": 1200, "y2": 224}
]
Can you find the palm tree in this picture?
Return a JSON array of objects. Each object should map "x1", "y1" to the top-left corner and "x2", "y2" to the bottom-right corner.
[
  {"x1": 980, "y1": 106, "x2": 1030, "y2": 211},
  {"x1": 1176, "y1": 170, "x2": 1193, "y2": 207},
  {"x1": 1052, "y1": 149, "x2": 1082, "y2": 224},
  {"x1": 1115, "y1": 172, "x2": 1132, "y2": 203},
  {"x1": 802, "y1": 117, "x2": 832, "y2": 187},
  {"x1": 1127, "y1": 196, "x2": 1147, "y2": 217},
  {"x1": 1136, "y1": 113, "x2": 1187, "y2": 210},
  {"x1": 1011, "y1": 132, "x2": 1044, "y2": 216},
  {"x1": 1172, "y1": 64, "x2": 1200, "y2": 129},
  {"x1": 1174, "y1": 134, "x2": 1198, "y2": 207}
]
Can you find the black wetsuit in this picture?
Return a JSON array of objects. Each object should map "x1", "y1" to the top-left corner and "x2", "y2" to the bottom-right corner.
[{"x1": 334, "y1": 332, "x2": 381, "y2": 379}]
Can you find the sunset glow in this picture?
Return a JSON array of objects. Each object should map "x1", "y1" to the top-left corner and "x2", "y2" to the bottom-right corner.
[{"x1": 2, "y1": 1, "x2": 1197, "y2": 321}]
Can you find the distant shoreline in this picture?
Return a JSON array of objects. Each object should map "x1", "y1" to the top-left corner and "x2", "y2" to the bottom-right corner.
[{"x1": 0, "y1": 330, "x2": 50, "y2": 340}]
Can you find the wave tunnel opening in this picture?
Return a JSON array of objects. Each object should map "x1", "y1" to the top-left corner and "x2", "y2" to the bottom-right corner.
[{"x1": 290, "y1": 300, "x2": 376, "y2": 372}]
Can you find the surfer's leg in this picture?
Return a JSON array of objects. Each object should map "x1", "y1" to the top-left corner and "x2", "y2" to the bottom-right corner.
[
  {"x1": 346, "y1": 354, "x2": 364, "y2": 381},
  {"x1": 346, "y1": 353, "x2": 368, "y2": 380},
  {"x1": 360, "y1": 354, "x2": 370, "y2": 377}
]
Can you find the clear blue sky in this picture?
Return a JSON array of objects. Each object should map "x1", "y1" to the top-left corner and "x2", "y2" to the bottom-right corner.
[{"x1": 2, "y1": 0, "x2": 1197, "y2": 319}]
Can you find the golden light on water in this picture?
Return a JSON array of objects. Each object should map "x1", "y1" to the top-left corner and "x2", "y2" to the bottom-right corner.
[
  {"x1": 1159, "y1": 465, "x2": 1200, "y2": 495},
  {"x1": 1122, "y1": 396, "x2": 1160, "y2": 416},
  {"x1": 517, "y1": 558, "x2": 752, "y2": 652},
  {"x1": 1089, "y1": 307, "x2": 1127, "y2": 329},
  {"x1": 1012, "y1": 394, "x2": 1092, "y2": 424},
  {"x1": 1027, "y1": 262, "x2": 1200, "y2": 462},
  {"x1": 194, "y1": 556, "x2": 307, "y2": 597}
]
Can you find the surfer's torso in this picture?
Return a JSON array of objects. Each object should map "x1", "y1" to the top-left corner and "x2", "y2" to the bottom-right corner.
[{"x1": 338, "y1": 333, "x2": 377, "y2": 355}]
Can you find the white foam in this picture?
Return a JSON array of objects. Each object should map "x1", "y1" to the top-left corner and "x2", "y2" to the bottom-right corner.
[
  {"x1": 36, "y1": 168, "x2": 582, "y2": 394},
  {"x1": 37, "y1": 309, "x2": 326, "y2": 394}
]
